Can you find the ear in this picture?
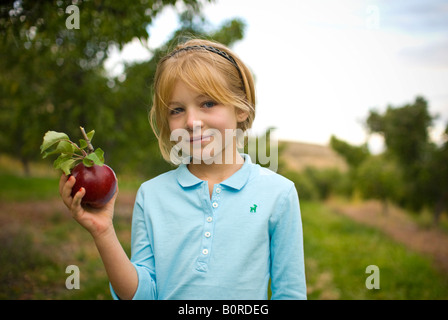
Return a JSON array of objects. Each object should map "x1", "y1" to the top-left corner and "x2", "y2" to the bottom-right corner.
[{"x1": 236, "y1": 108, "x2": 249, "y2": 123}]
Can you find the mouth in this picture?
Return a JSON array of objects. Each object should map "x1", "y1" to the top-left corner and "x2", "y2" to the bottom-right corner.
[{"x1": 189, "y1": 135, "x2": 212, "y2": 143}]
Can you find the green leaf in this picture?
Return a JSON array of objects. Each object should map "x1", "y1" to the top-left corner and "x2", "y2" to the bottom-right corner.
[
  {"x1": 41, "y1": 139, "x2": 76, "y2": 159},
  {"x1": 54, "y1": 155, "x2": 78, "y2": 175},
  {"x1": 58, "y1": 140, "x2": 75, "y2": 154},
  {"x1": 83, "y1": 149, "x2": 104, "y2": 167},
  {"x1": 60, "y1": 159, "x2": 78, "y2": 175},
  {"x1": 79, "y1": 139, "x2": 88, "y2": 149},
  {"x1": 86, "y1": 130, "x2": 95, "y2": 142},
  {"x1": 94, "y1": 148, "x2": 105, "y2": 163},
  {"x1": 53, "y1": 153, "x2": 71, "y2": 168},
  {"x1": 40, "y1": 131, "x2": 70, "y2": 155},
  {"x1": 83, "y1": 157, "x2": 94, "y2": 167}
]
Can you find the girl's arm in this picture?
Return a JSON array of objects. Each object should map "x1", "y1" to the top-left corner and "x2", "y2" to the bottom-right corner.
[
  {"x1": 59, "y1": 174, "x2": 138, "y2": 300},
  {"x1": 91, "y1": 225, "x2": 138, "y2": 300},
  {"x1": 269, "y1": 185, "x2": 307, "y2": 300}
]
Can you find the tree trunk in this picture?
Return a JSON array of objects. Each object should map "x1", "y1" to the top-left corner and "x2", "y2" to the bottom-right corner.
[
  {"x1": 21, "y1": 157, "x2": 30, "y2": 177},
  {"x1": 433, "y1": 196, "x2": 445, "y2": 226}
]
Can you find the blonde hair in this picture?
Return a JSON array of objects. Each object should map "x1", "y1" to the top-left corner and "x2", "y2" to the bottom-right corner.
[{"x1": 149, "y1": 38, "x2": 256, "y2": 164}]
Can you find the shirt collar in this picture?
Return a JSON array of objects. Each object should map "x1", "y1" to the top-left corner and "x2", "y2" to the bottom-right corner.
[
  {"x1": 176, "y1": 163, "x2": 203, "y2": 188},
  {"x1": 176, "y1": 154, "x2": 253, "y2": 190},
  {"x1": 220, "y1": 154, "x2": 252, "y2": 190}
]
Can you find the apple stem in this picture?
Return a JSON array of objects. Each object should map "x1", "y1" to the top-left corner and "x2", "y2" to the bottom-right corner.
[{"x1": 80, "y1": 126, "x2": 94, "y2": 154}]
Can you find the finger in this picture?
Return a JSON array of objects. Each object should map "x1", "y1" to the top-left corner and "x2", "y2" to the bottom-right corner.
[
  {"x1": 61, "y1": 176, "x2": 76, "y2": 207},
  {"x1": 59, "y1": 174, "x2": 69, "y2": 195},
  {"x1": 71, "y1": 187, "x2": 86, "y2": 219},
  {"x1": 61, "y1": 175, "x2": 76, "y2": 198}
]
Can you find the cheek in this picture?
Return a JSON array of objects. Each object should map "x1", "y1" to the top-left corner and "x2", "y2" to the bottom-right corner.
[
  {"x1": 208, "y1": 110, "x2": 238, "y2": 131},
  {"x1": 168, "y1": 117, "x2": 181, "y2": 132}
]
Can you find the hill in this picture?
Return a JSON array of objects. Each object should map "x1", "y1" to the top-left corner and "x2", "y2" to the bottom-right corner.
[{"x1": 280, "y1": 140, "x2": 347, "y2": 172}]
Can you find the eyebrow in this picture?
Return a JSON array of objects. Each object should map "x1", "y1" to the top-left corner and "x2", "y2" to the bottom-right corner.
[
  {"x1": 167, "y1": 101, "x2": 183, "y2": 107},
  {"x1": 168, "y1": 94, "x2": 212, "y2": 106}
]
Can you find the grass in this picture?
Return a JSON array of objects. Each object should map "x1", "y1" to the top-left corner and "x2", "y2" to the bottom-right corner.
[
  {"x1": 0, "y1": 172, "x2": 143, "y2": 203},
  {"x1": 0, "y1": 173, "x2": 60, "y2": 202},
  {"x1": 302, "y1": 201, "x2": 448, "y2": 299},
  {"x1": 0, "y1": 155, "x2": 144, "y2": 202}
]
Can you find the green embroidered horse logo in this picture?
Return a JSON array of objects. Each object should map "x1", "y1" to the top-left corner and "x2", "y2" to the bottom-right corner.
[{"x1": 250, "y1": 204, "x2": 258, "y2": 213}]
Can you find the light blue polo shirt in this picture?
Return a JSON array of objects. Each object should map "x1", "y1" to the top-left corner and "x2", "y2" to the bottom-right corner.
[{"x1": 111, "y1": 154, "x2": 306, "y2": 300}]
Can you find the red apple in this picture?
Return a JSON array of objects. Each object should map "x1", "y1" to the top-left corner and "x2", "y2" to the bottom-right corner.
[
  {"x1": 70, "y1": 163, "x2": 117, "y2": 208},
  {"x1": 41, "y1": 127, "x2": 119, "y2": 209}
]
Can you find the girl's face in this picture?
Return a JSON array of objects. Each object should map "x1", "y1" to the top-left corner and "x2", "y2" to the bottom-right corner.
[{"x1": 168, "y1": 80, "x2": 248, "y2": 163}]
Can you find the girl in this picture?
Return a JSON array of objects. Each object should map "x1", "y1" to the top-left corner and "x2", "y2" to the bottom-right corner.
[{"x1": 59, "y1": 39, "x2": 307, "y2": 300}]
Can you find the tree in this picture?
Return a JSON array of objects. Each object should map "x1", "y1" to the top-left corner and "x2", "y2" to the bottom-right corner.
[
  {"x1": 356, "y1": 155, "x2": 404, "y2": 215},
  {"x1": 2, "y1": 0, "x2": 195, "y2": 173},
  {"x1": 366, "y1": 96, "x2": 433, "y2": 166},
  {"x1": 366, "y1": 96, "x2": 448, "y2": 224},
  {"x1": 329, "y1": 135, "x2": 406, "y2": 212},
  {"x1": 425, "y1": 124, "x2": 448, "y2": 225},
  {"x1": 329, "y1": 135, "x2": 369, "y2": 169},
  {"x1": 329, "y1": 135, "x2": 370, "y2": 197},
  {"x1": 0, "y1": 0, "x2": 247, "y2": 178}
]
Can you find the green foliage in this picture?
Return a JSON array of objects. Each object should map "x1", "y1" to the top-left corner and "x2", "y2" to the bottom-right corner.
[
  {"x1": 0, "y1": 0, "x2": 247, "y2": 179},
  {"x1": 284, "y1": 167, "x2": 347, "y2": 202},
  {"x1": 366, "y1": 96, "x2": 448, "y2": 220},
  {"x1": 40, "y1": 129, "x2": 104, "y2": 174},
  {"x1": 329, "y1": 96, "x2": 448, "y2": 224},
  {"x1": 367, "y1": 96, "x2": 433, "y2": 165},
  {"x1": 303, "y1": 167, "x2": 346, "y2": 200},
  {"x1": 330, "y1": 135, "x2": 369, "y2": 169},
  {"x1": 283, "y1": 170, "x2": 320, "y2": 201},
  {"x1": 2, "y1": 0, "x2": 194, "y2": 172},
  {"x1": 366, "y1": 97, "x2": 434, "y2": 212},
  {"x1": 356, "y1": 155, "x2": 405, "y2": 212}
]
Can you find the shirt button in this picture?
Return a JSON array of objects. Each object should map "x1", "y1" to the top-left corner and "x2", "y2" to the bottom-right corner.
[
  {"x1": 212, "y1": 202, "x2": 218, "y2": 208},
  {"x1": 202, "y1": 249, "x2": 209, "y2": 255},
  {"x1": 205, "y1": 232, "x2": 211, "y2": 238},
  {"x1": 215, "y1": 187, "x2": 221, "y2": 193},
  {"x1": 206, "y1": 216, "x2": 213, "y2": 223}
]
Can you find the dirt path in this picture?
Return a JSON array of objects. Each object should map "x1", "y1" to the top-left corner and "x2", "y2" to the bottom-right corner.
[{"x1": 328, "y1": 200, "x2": 448, "y2": 275}]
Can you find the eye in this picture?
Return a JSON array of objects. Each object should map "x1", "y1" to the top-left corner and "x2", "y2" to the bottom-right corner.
[
  {"x1": 169, "y1": 107, "x2": 184, "y2": 115},
  {"x1": 202, "y1": 101, "x2": 217, "y2": 109}
]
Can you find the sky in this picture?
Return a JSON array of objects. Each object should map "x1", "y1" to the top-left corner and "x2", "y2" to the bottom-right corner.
[{"x1": 105, "y1": 0, "x2": 448, "y2": 152}]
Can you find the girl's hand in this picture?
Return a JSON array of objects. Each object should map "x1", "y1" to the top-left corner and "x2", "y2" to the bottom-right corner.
[{"x1": 59, "y1": 174, "x2": 118, "y2": 239}]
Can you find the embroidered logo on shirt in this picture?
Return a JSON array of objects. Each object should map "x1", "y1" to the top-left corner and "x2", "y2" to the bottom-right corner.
[{"x1": 250, "y1": 204, "x2": 258, "y2": 213}]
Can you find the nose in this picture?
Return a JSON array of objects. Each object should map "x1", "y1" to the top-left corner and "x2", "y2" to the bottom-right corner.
[{"x1": 186, "y1": 108, "x2": 203, "y2": 131}]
